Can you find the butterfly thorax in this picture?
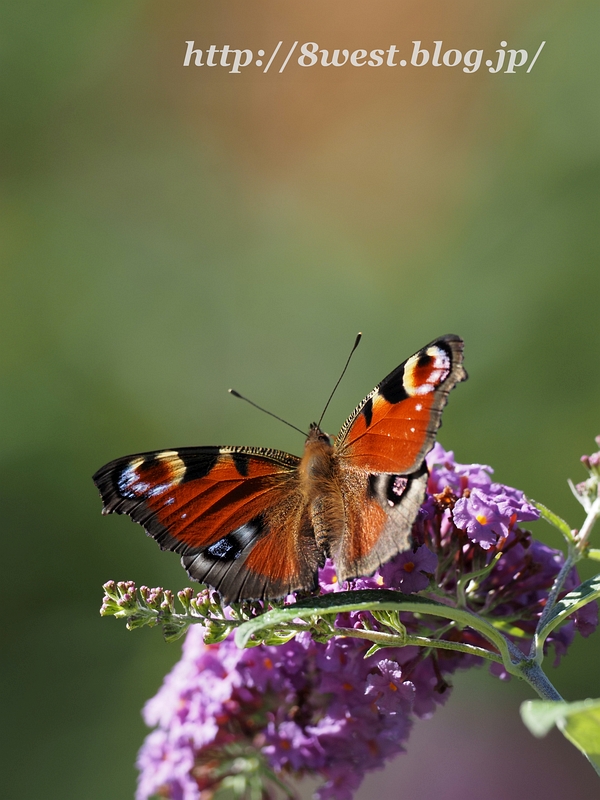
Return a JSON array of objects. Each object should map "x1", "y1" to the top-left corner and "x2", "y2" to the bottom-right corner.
[
  {"x1": 300, "y1": 423, "x2": 344, "y2": 553},
  {"x1": 301, "y1": 423, "x2": 334, "y2": 475}
]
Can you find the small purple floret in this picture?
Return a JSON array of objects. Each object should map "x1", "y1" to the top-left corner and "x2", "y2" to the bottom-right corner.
[{"x1": 380, "y1": 545, "x2": 438, "y2": 593}]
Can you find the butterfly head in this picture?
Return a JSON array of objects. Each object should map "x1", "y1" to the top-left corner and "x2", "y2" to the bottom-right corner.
[
  {"x1": 307, "y1": 422, "x2": 332, "y2": 447},
  {"x1": 302, "y1": 423, "x2": 335, "y2": 481}
]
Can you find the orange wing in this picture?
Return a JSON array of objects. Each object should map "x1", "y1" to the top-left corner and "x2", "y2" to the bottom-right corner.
[
  {"x1": 331, "y1": 335, "x2": 466, "y2": 578},
  {"x1": 93, "y1": 446, "x2": 322, "y2": 603},
  {"x1": 335, "y1": 335, "x2": 466, "y2": 474},
  {"x1": 331, "y1": 465, "x2": 429, "y2": 581}
]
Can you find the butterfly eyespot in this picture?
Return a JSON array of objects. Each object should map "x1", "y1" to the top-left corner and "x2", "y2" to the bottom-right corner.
[
  {"x1": 369, "y1": 474, "x2": 411, "y2": 508},
  {"x1": 202, "y1": 519, "x2": 264, "y2": 563},
  {"x1": 402, "y1": 345, "x2": 452, "y2": 397},
  {"x1": 385, "y1": 475, "x2": 410, "y2": 506},
  {"x1": 206, "y1": 536, "x2": 242, "y2": 560}
]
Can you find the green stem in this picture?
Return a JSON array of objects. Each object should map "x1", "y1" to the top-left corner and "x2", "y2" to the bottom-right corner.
[
  {"x1": 518, "y1": 660, "x2": 564, "y2": 702},
  {"x1": 334, "y1": 626, "x2": 504, "y2": 663},
  {"x1": 577, "y1": 496, "x2": 600, "y2": 550},
  {"x1": 529, "y1": 496, "x2": 600, "y2": 661},
  {"x1": 336, "y1": 624, "x2": 566, "y2": 708},
  {"x1": 235, "y1": 590, "x2": 520, "y2": 675},
  {"x1": 533, "y1": 547, "x2": 578, "y2": 652}
]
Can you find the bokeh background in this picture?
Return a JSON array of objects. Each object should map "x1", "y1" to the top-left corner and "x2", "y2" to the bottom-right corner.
[{"x1": 2, "y1": 0, "x2": 600, "y2": 797}]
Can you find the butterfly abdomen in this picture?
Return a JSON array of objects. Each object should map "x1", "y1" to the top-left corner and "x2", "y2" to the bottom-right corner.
[{"x1": 299, "y1": 430, "x2": 345, "y2": 553}]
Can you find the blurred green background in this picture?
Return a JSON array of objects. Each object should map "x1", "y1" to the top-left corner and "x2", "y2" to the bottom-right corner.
[{"x1": 2, "y1": 1, "x2": 600, "y2": 797}]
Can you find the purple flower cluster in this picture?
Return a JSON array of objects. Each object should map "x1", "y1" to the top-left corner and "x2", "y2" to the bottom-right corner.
[
  {"x1": 137, "y1": 627, "x2": 420, "y2": 800},
  {"x1": 424, "y1": 444, "x2": 597, "y2": 667},
  {"x1": 136, "y1": 444, "x2": 597, "y2": 800}
]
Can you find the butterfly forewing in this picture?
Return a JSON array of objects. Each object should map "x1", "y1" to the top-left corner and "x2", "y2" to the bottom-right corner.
[
  {"x1": 93, "y1": 446, "x2": 321, "y2": 603},
  {"x1": 335, "y1": 335, "x2": 466, "y2": 475}
]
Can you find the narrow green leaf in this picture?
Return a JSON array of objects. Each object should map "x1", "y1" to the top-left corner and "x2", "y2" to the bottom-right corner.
[
  {"x1": 532, "y1": 500, "x2": 574, "y2": 542},
  {"x1": 489, "y1": 619, "x2": 528, "y2": 638},
  {"x1": 534, "y1": 573, "x2": 600, "y2": 656},
  {"x1": 521, "y1": 699, "x2": 600, "y2": 774},
  {"x1": 163, "y1": 624, "x2": 189, "y2": 643},
  {"x1": 364, "y1": 643, "x2": 386, "y2": 658},
  {"x1": 587, "y1": 549, "x2": 600, "y2": 562},
  {"x1": 370, "y1": 609, "x2": 407, "y2": 636},
  {"x1": 457, "y1": 552, "x2": 503, "y2": 601}
]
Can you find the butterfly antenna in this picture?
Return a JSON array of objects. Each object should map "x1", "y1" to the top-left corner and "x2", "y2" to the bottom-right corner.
[
  {"x1": 317, "y1": 332, "x2": 362, "y2": 428},
  {"x1": 228, "y1": 389, "x2": 308, "y2": 437}
]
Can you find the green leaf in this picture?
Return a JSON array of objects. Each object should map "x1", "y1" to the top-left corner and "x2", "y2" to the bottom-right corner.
[
  {"x1": 532, "y1": 500, "x2": 574, "y2": 542},
  {"x1": 364, "y1": 643, "x2": 386, "y2": 658},
  {"x1": 234, "y1": 589, "x2": 515, "y2": 671},
  {"x1": 370, "y1": 609, "x2": 407, "y2": 636},
  {"x1": 489, "y1": 619, "x2": 528, "y2": 638},
  {"x1": 521, "y1": 699, "x2": 600, "y2": 774},
  {"x1": 534, "y1": 573, "x2": 600, "y2": 659},
  {"x1": 457, "y1": 551, "x2": 503, "y2": 602}
]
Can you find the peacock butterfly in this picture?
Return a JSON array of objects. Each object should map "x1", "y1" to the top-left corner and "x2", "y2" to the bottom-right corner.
[{"x1": 93, "y1": 334, "x2": 466, "y2": 603}]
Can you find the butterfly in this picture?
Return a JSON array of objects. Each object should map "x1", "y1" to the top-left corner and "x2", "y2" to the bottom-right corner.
[{"x1": 93, "y1": 334, "x2": 466, "y2": 604}]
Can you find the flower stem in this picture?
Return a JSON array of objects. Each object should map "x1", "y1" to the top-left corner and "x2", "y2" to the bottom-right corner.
[
  {"x1": 577, "y1": 496, "x2": 600, "y2": 551},
  {"x1": 334, "y1": 626, "x2": 504, "y2": 664},
  {"x1": 533, "y1": 548, "x2": 578, "y2": 654},
  {"x1": 530, "y1": 495, "x2": 600, "y2": 661},
  {"x1": 518, "y1": 660, "x2": 564, "y2": 702}
]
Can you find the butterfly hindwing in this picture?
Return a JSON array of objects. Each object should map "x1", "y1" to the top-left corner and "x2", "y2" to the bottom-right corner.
[
  {"x1": 335, "y1": 334, "x2": 466, "y2": 474},
  {"x1": 92, "y1": 446, "x2": 322, "y2": 603},
  {"x1": 332, "y1": 463, "x2": 429, "y2": 581}
]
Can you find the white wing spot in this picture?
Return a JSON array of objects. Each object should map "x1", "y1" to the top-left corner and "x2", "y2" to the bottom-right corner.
[{"x1": 119, "y1": 459, "x2": 172, "y2": 498}]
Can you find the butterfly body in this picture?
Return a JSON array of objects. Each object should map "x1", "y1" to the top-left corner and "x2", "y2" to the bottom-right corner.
[{"x1": 94, "y1": 335, "x2": 466, "y2": 603}]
